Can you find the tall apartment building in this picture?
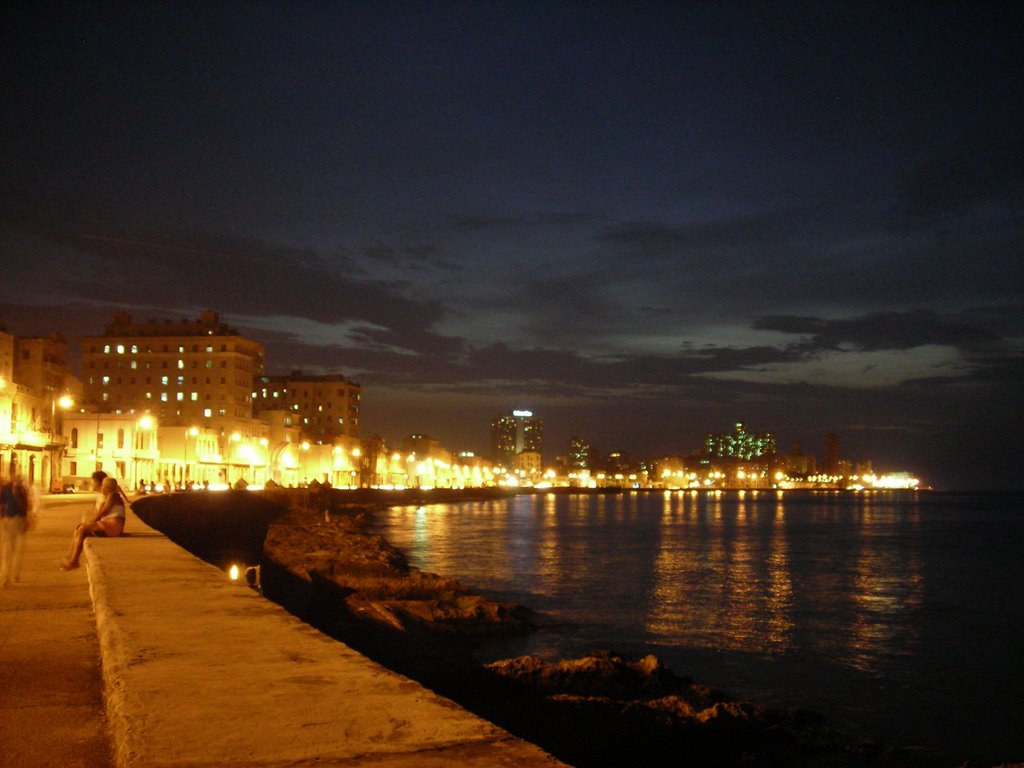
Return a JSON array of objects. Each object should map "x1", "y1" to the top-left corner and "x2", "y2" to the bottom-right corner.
[
  {"x1": 254, "y1": 370, "x2": 361, "y2": 441},
  {"x1": 1, "y1": 330, "x2": 77, "y2": 487},
  {"x1": 14, "y1": 334, "x2": 75, "y2": 428},
  {"x1": 0, "y1": 326, "x2": 15, "y2": 387},
  {"x1": 705, "y1": 422, "x2": 776, "y2": 461},
  {"x1": 824, "y1": 432, "x2": 841, "y2": 475},
  {"x1": 568, "y1": 436, "x2": 591, "y2": 469},
  {"x1": 491, "y1": 409, "x2": 543, "y2": 466},
  {"x1": 80, "y1": 311, "x2": 264, "y2": 432}
]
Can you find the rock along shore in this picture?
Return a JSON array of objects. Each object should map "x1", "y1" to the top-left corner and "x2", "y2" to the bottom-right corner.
[{"x1": 136, "y1": 488, "x2": 969, "y2": 768}]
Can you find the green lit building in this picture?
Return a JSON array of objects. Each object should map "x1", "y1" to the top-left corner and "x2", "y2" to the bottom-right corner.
[{"x1": 705, "y1": 422, "x2": 776, "y2": 461}]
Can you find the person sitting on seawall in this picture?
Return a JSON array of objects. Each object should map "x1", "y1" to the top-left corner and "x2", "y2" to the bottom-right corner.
[
  {"x1": 0, "y1": 474, "x2": 34, "y2": 588},
  {"x1": 61, "y1": 474, "x2": 131, "y2": 571}
]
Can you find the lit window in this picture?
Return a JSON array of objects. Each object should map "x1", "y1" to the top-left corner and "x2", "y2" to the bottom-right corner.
[
  {"x1": 160, "y1": 393, "x2": 168, "y2": 402},
  {"x1": 190, "y1": 392, "x2": 198, "y2": 401},
  {"x1": 161, "y1": 376, "x2": 169, "y2": 386},
  {"x1": 176, "y1": 392, "x2": 184, "y2": 401},
  {"x1": 116, "y1": 345, "x2": 125, "y2": 354},
  {"x1": 177, "y1": 359, "x2": 185, "y2": 369},
  {"x1": 102, "y1": 376, "x2": 110, "y2": 385},
  {"x1": 203, "y1": 408, "x2": 212, "y2": 418},
  {"x1": 104, "y1": 345, "x2": 111, "y2": 353},
  {"x1": 145, "y1": 392, "x2": 152, "y2": 399},
  {"x1": 131, "y1": 345, "x2": 138, "y2": 353}
]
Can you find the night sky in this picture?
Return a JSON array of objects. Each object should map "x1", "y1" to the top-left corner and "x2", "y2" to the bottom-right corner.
[{"x1": 2, "y1": 2, "x2": 1022, "y2": 489}]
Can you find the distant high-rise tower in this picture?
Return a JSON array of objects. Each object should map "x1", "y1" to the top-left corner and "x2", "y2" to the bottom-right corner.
[
  {"x1": 568, "y1": 436, "x2": 591, "y2": 469},
  {"x1": 705, "y1": 422, "x2": 776, "y2": 460},
  {"x1": 491, "y1": 409, "x2": 543, "y2": 466},
  {"x1": 824, "y1": 433, "x2": 840, "y2": 475}
]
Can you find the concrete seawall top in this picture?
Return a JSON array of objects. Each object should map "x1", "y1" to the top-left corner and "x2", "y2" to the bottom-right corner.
[{"x1": 85, "y1": 507, "x2": 565, "y2": 767}]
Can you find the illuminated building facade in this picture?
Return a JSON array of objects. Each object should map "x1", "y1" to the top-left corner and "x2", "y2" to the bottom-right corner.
[
  {"x1": 254, "y1": 370, "x2": 361, "y2": 441},
  {"x1": 62, "y1": 412, "x2": 160, "y2": 490},
  {"x1": 0, "y1": 330, "x2": 77, "y2": 488},
  {"x1": 568, "y1": 436, "x2": 591, "y2": 469},
  {"x1": 491, "y1": 409, "x2": 543, "y2": 467},
  {"x1": 80, "y1": 311, "x2": 264, "y2": 431},
  {"x1": 0, "y1": 329, "x2": 12, "y2": 462},
  {"x1": 705, "y1": 422, "x2": 776, "y2": 461},
  {"x1": 492, "y1": 415, "x2": 517, "y2": 466},
  {"x1": 784, "y1": 443, "x2": 817, "y2": 477}
]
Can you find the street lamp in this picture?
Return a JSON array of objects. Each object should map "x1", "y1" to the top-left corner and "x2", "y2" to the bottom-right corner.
[
  {"x1": 258, "y1": 437, "x2": 268, "y2": 485},
  {"x1": 351, "y1": 447, "x2": 361, "y2": 488},
  {"x1": 186, "y1": 426, "x2": 199, "y2": 485},
  {"x1": 238, "y1": 442, "x2": 255, "y2": 484},
  {"x1": 135, "y1": 415, "x2": 155, "y2": 491},
  {"x1": 50, "y1": 394, "x2": 74, "y2": 491}
]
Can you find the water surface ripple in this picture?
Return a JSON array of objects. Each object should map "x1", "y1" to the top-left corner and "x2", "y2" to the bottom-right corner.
[{"x1": 372, "y1": 490, "x2": 1024, "y2": 764}]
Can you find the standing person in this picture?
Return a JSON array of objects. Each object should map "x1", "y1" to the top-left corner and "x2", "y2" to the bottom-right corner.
[
  {"x1": 61, "y1": 475, "x2": 129, "y2": 571},
  {"x1": 0, "y1": 475, "x2": 33, "y2": 588}
]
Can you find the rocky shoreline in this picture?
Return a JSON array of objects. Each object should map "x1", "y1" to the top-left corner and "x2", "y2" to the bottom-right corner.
[{"x1": 257, "y1": 490, "x2": 964, "y2": 768}]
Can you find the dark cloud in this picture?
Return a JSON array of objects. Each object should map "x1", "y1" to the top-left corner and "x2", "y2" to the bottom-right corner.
[
  {"x1": 445, "y1": 212, "x2": 601, "y2": 234},
  {"x1": 5, "y1": 227, "x2": 447, "y2": 342},
  {"x1": 362, "y1": 242, "x2": 460, "y2": 272},
  {"x1": 599, "y1": 213, "x2": 800, "y2": 266},
  {"x1": 753, "y1": 310, "x2": 1000, "y2": 353}
]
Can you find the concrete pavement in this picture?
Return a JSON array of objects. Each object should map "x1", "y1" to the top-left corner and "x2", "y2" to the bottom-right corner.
[
  {"x1": 0, "y1": 493, "x2": 113, "y2": 768},
  {"x1": 1, "y1": 494, "x2": 565, "y2": 767}
]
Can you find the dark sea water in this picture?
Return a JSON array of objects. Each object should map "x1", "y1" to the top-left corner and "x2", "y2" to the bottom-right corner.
[{"x1": 372, "y1": 490, "x2": 1024, "y2": 765}]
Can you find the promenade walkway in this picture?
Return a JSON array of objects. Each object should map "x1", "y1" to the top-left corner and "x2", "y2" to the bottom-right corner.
[
  {"x1": 0, "y1": 494, "x2": 564, "y2": 767},
  {"x1": 0, "y1": 494, "x2": 112, "y2": 768}
]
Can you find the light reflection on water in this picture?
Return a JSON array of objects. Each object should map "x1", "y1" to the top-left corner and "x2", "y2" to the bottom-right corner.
[{"x1": 373, "y1": 491, "x2": 1024, "y2": 763}]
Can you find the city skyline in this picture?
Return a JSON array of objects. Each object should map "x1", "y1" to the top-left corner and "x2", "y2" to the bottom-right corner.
[
  {"x1": 2, "y1": 3, "x2": 1022, "y2": 489},
  {"x1": 0, "y1": 308, "x2": 902, "y2": 490}
]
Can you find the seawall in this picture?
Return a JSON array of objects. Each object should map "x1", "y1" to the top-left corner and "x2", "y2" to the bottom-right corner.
[{"x1": 84, "y1": 496, "x2": 563, "y2": 767}]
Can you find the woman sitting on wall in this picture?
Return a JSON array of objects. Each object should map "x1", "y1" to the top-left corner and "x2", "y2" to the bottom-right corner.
[{"x1": 61, "y1": 474, "x2": 130, "y2": 571}]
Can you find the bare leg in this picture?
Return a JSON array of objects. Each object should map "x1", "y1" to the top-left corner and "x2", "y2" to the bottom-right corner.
[{"x1": 62, "y1": 523, "x2": 98, "y2": 569}]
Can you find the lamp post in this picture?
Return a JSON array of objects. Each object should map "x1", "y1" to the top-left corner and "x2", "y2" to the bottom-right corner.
[
  {"x1": 258, "y1": 437, "x2": 268, "y2": 485},
  {"x1": 351, "y1": 447, "x2": 361, "y2": 489},
  {"x1": 94, "y1": 411, "x2": 102, "y2": 474},
  {"x1": 49, "y1": 394, "x2": 74, "y2": 491},
  {"x1": 230, "y1": 432, "x2": 242, "y2": 485},
  {"x1": 186, "y1": 426, "x2": 198, "y2": 486},
  {"x1": 135, "y1": 415, "x2": 155, "y2": 491}
]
